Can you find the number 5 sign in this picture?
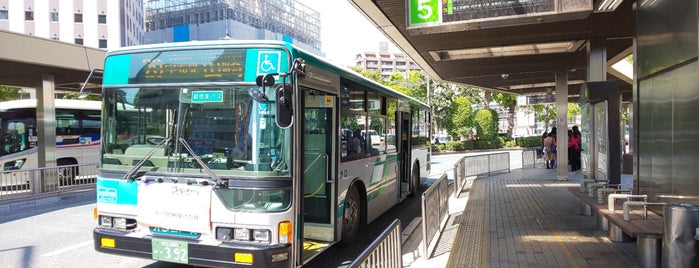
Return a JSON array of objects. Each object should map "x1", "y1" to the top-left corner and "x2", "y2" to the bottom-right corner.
[{"x1": 408, "y1": 0, "x2": 441, "y2": 27}]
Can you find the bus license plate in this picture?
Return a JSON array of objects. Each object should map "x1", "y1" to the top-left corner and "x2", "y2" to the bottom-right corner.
[{"x1": 152, "y1": 238, "x2": 189, "y2": 264}]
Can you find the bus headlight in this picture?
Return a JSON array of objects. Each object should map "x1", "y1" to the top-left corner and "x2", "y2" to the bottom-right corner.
[
  {"x1": 253, "y1": 229, "x2": 270, "y2": 243},
  {"x1": 234, "y1": 229, "x2": 251, "y2": 241},
  {"x1": 217, "y1": 227, "x2": 271, "y2": 243},
  {"x1": 113, "y1": 218, "x2": 127, "y2": 229},
  {"x1": 99, "y1": 215, "x2": 113, "y2": 227},
  {"x1": 98, "y1": 215, "x2": 136, "y2": 230}
]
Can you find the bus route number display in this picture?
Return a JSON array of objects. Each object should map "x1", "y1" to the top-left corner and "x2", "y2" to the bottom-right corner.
[{"x1": 129, "y1": 49, "x2": 246, "y2": 84}]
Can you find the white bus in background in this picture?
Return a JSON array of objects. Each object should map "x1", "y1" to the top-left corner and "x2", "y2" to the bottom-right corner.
[{"x1": 0, "y1": 99, "x2": 101, "y2": 187}]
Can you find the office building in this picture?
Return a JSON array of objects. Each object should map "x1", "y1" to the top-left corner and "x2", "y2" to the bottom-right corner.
[
  {"x1": 0, "y1": 0, "x2": 144, "y2": 49},
  {"x1": 144, "y1": 0, "x2": 322, "y2": 56}
]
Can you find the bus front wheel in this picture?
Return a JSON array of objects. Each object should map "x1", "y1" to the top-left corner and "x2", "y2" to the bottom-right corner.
[
  {"x1": 408, "y1": 164, "x2": 420, "y2": 197},
  {"x1": 341, "y1": 185, "x2": 362, "y2": 244}
]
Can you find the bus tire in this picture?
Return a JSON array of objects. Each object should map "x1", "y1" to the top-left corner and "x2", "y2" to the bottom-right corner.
[
  {"x1": 341, "y1": 185, "x2": 362, "y2": 244},
  {"x1": 408, "y1": 164, "x2": 420, "y2": 197}
]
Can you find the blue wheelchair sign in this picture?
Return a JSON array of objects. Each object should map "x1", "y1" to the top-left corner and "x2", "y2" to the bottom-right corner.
[{"x1": 257, "y1": 51, "x2": 281, "y2": 75}]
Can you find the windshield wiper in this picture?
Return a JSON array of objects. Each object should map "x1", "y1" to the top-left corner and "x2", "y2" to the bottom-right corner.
[
  {"x1": 178, "y1": 138, "x2": 226, "y2": 187},
  {"x1": 123, "y1": 137, "x2": 171, "y2": 181}
]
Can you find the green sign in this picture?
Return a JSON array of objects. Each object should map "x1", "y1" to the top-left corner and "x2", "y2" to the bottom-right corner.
[
  {"x1": 152, "y1": 238, "x2": 189, "y2": 264},
  {"x1": 191, "y1": 91, "x2": 223, "y2": 103},
  {"x1": 409, "y1": 0, "x2": 440, "y2": 26}
]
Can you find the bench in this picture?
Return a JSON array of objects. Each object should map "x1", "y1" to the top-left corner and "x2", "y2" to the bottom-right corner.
[
  {"x1": 569, "y1": 187, "x2": 666, "y2": 268},
  {"x1": 568, "y1": 187, "x2": 664, "y2": 239}
]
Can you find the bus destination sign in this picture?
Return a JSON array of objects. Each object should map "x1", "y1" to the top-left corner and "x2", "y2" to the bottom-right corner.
[
  {"x1": 444, "y1": 0, "x2": 555, "y2": 22},
  {"x1": 129, "y1": 49, "x2": 246, "y2": 84}
]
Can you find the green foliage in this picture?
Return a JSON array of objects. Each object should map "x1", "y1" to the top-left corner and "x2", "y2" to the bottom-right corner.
[
  {"x1": 350, "y1": 67, "x2": 384, "y2": 84},
  {"x1": 568, "y1": 103, "x2": 581, "y2": 119},
  {"x1": 450, "y1": 96, "x2": 473, "y2": 138},
  {"x1": 492, "y1": 92, "x2": 517, "y2": 135},
  {"x1": 516, "y1": 136, "x2": 544, "y2": 147},
  {"x1": 444, "y1": 141, "x2": 463, "y2": 151},
  {"x1": 474, "y1": 109, "x2": 499, "y2": 139},
  {"x1": 433, "y1": 135, "x2": 547, "y2": 152},
  {"x1": 0, "y1": 86, "x2": 25, "y2": 101},
  {"x1": 531, "y1": 104, "x2": 556, "y2": 129},
  {"x1": 63, "y1": 92, "x2": 102, "y2": 101}
]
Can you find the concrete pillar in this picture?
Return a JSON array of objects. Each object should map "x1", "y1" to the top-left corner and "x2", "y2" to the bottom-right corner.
[
  {"x1": 584, "y1": 37, "x2": 607, "y2": 181},
  {"x1": 36, "y1": 74, "x2": 57, "y2": 192},
  {"x1": 556, "y1": 69, "x2": 569, "y2": 181}
]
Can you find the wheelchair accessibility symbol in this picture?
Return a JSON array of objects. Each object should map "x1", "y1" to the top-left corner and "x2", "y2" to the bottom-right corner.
[{"x1": 257, "y1": 51, "x2": 281, "y2": 75}]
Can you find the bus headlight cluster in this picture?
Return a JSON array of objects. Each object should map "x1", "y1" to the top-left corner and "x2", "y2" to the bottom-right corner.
[
  {"x1": 216, "y1": 227, "x2": 271, "y2": 243},
  {"x1": 99, "y1": 215, "x2": 136, "y2": 230}
]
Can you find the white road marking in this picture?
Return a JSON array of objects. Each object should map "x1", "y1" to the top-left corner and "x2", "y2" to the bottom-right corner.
[{"x1": 42, "y1": 240, "x2": 93, "y2": 257}]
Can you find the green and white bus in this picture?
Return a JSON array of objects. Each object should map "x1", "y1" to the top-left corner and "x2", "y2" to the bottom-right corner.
[{"x1": 93, "y1": 40, "x2": 430, "y2": 267}]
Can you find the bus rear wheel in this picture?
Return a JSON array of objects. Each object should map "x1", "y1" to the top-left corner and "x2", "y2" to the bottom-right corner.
[{"x1": 341, "y1": 186, "x2": 362, "y2": 244}]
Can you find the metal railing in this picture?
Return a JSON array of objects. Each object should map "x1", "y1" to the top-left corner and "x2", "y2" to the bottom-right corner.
[
  {"x1": 453, "y1": 152, "x2": 511, "y2": 197},
  {"x1": 349, "y1": 219, "x2": 403, "y2": 268},
  {"x1": 421, "y1": 173, "x2": 449, "y2": 260},
  {"x1": 453, "y1": 158, "x2": 467, "y2": 198},
  {"x1": 522, "y1": 148, "x2": 543, "y2": 168},
  {"x1": 0, "y1": 163, "x2": 98, "y2": 202}
]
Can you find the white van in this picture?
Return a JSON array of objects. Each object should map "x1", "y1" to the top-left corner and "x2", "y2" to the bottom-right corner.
[{"x1": 362, "y1": 130, "x2": 382, "y2": 145}]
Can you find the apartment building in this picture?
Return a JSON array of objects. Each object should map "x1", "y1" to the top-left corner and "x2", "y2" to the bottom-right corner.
[{"x1": 354, "y1": 42, "x2": 421, "y2": 79}]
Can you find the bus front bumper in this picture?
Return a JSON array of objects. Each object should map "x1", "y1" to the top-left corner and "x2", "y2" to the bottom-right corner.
[{"x1": 93, "y1": 228, "x2": 290, "y2": 268}]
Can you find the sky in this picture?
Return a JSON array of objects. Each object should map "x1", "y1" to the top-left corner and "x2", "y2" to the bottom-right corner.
[{"x1": 297, "y1": 0, "x2": 399, "y2": 66}]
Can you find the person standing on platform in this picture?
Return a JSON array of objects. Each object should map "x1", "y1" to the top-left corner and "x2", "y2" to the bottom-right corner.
[
  {"x1": 570, "y1": 126, "x2": 582, "y2": 172},
  {"x1": 543, "y1": 132, "x2": 557, "y2": 169}
]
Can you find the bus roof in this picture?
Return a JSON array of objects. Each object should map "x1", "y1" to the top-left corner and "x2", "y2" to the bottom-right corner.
[
  {"x1": 105, "y1": 40, "x2": 429, "y2": 110},
  {"x1": 0, "y1": 99, "x2": 102, "y2": 112}
]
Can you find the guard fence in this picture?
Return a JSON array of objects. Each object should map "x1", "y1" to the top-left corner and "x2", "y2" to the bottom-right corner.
[
  {"x1": 453, "y1": 151, "x2": 510, "y2": 198},
  {"x1": 348, "y1": 219, "x2": 403, "y2": 268},
  {"x1": 522, "y1": 147, "x2": 544, "y2": 168},
  {"x1": 0, "y1": 163, "x2": 98, "y2": 202},
  {"x1": 421, "y1": 173, "x2": 450, "y2": 259}
]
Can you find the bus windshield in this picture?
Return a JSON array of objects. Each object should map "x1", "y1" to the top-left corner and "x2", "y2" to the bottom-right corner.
[{"x1": 101, "y1": 86, "x2": 290, "y2": 177}]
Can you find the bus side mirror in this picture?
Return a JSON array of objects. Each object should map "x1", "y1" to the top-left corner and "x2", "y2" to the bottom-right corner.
[
  {"x1": 275, "y1": 84, "x2": 293, "y2": 128},
  {"x1": 256, "y1": 74, "x2": 276, "y2": 87}
]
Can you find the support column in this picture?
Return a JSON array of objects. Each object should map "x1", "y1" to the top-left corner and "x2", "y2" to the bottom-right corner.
[
  {"x1": 556, "y1": 69, "x2": 569, "y2": 181},
  {"x1": 584, "y1": 37, "x2": 607, "y2": 181},
  {"x1": 36, "y1": 74, "x2": 57, "y2": 192}
]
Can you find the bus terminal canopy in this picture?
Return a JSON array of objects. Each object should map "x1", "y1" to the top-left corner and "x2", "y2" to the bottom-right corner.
[
  {"x1": 0, "y1": 30, "x2": 105, "y2": 92},
  {"x1": 348, "y1": 0, "x2": 634, "y2": 101}
]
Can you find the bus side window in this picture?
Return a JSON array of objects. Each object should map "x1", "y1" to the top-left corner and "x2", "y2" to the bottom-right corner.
[{"x1": 4, "y1": 122, "x2": 26, "y2": 154}]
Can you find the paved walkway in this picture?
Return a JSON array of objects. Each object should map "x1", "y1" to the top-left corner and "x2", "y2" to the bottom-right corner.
[{"x1": 403, "y1": 166, "x2": 639, "y2": 268}]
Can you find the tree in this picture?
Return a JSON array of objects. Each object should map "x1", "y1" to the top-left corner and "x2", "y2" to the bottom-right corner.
[
  {"x1": 474, "y1": 108, "x2": 499, "y2": 139},
  {"x1": 63, "y1": 92, "x2": 102, "y2": 101},
  {"x1": 449, "y1": 96, "x2": 474, "y2": 139},
  {"x1": 350, "y1": 67, "x2": 384, "y2": 84},
  {"x1": 492, "y1": 92, "x2": 517, "y2": 136},
  {"x1": 567, "y1": 103, "x2": 581, "y2": 120},
  {"x1": 0, "y1": 86, "x2": 25, "y2": 101},
  {"x1": 531, "y1": 104, "x2": 556, "y2": 129}
]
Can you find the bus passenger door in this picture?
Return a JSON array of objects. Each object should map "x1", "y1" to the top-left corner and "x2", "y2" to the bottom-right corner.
[
  {"x1": 301, "y1": 89, "x2": 336, "y2": 247},
  {"x1": 397, "y1": 111, "x2": 411, "y2": 197}
]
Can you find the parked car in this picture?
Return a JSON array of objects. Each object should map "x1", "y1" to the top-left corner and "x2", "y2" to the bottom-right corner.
[{"x1": 362, "y1": 130, "x2": 382, "y2": 145}]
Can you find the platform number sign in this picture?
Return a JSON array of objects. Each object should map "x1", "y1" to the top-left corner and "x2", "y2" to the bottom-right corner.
[{"x1": 409, "y1": 0, "x2": 440, "y2": 26}]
